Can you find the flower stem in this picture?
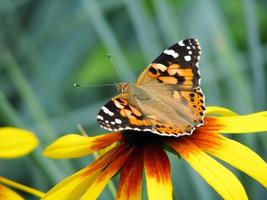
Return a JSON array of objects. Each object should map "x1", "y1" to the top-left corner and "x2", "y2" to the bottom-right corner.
[{"x1": 0, "y1": 176, "x2": 45, "y2": 198}]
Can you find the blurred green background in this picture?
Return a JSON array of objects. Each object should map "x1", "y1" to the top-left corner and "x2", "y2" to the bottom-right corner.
[{"x1": 0, "y1": 0, "x2": 266, "y2": 199}]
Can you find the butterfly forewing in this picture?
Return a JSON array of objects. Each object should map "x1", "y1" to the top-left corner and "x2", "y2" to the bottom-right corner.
[
  {"x1": 97, "y1": 95, "x2": 154, "y2": 132},
  {"x1": 137, "y1": 38, "x2": 201, "y2": 89}
]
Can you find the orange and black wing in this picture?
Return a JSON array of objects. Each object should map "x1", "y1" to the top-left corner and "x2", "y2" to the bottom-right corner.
[
  {"x1": 97, "y1": 96, "x2": 154, "y2": 133},
  {"x1": 136, "y1": 38, "x2": 201, "y2": 89},
  {"x1": 135, "y1": 39, "x2": 205, "y2": 136},
  {"x1": 97, "y1": 94, "x2": 193, "y2": 137}
]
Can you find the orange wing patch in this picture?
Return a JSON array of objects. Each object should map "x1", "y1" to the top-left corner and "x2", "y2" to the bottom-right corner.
[
  {"x1": 147, "y1": 63, "x2": 197, "y2": 89},
  {"x1": 129, "y1": 105, "x2": 142, "y2": 117},
  {"x1": 173, "y1": 88, "x2": 205, "y2": 124},
  {"x1": 148, "y1": 63, "x2": 167, "y2": 78},
  {"x1": 158, "y1": 76, "x2": 178, "y2": 84},
  {"x1": 113, "y1": 97, "x2": 149, "y2": 127}
]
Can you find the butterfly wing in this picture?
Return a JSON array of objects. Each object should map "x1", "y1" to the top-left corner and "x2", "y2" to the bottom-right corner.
[
  {"x1": 97, "y1": 95, "x2": 154, "y2": 133},
  {"x1": 136, "y1": 38, "x2": 201, "y2": 89},
  {"x1": 134, "y1": 38, "x2": 205, "y2": 136},
  {"x1": 131, "y1": 85, "x2": 205, "y2": 136},
  {"x1": 97, "y1": 93, "x2": 194, "y2": 136}
]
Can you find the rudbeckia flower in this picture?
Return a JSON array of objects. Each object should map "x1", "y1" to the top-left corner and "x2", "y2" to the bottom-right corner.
[
  {"x1": 43, "y1": 107, "x2": 267, "y2": 200},
  {"x1": 0, "y1": 127, "x2": 43, "y2": 199}
]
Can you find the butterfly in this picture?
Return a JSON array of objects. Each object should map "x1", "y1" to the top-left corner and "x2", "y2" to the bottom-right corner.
[{"x1": 97, "y1": 39, "x2": 205, "y2": 137}]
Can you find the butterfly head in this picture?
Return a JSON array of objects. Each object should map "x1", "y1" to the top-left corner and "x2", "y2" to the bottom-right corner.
[{"x1": 116, "y1": 82, "x2": 129, "y2": 94}]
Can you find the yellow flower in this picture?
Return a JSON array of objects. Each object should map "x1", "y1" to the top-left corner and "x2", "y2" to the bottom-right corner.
[
  {"x1": 0, "y1": 127, "x2": 39, "y2": 158},
  {"x1": 0, "y1": 127, "x2": 43, "y2": 199},
  {"x1": 43, "y1": 107, "x2": 267, "y2": 200}
]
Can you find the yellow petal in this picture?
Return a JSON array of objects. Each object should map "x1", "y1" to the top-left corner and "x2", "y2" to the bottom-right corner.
[
  {"x1": 203, "y1": 115, "x2": 267, "y2": 134},
  {"x1": 168, "y1": 139, "x2": 248, "y2": 200},
  {"x1": 192, "y1": 132, "x2": 267, "y2": 188},
  {"x1": 144, "y1": 145, "x2": 173, "y2": 200},
  {"x1": 0, "y1": 184, "x2": 24, "y2": 200},
  {"x1": 43, "y1": 145, "x2": 125, "y2": 200},
  {"x1": 206, "y1": 106, "x2": 238, "y2": 116},
  {"x1": 43, "y1": 132, "x2": 121, "y2": 158},
  {"x1": 97, "y1": 142, "x2": 119, "y2": 157},
  {"x1": 0, "y1": 177, "x2": 44, "y2": 198},
  {"x1": 80, "y1": 146, "x2": 133, "y2": 200},
  {"x1": 42, "y1": 168, "x2": 100, "y2": 200},
  {"x1": 0, "y1": 127, "x2": 39, "y2": 158},
  {"x1": 247, "y1": 111, "x2": 267, "y2": 117}
]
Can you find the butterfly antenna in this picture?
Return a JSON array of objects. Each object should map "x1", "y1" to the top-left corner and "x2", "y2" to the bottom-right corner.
[
  {"x1": 107, "y1": 53, "x2": 123, "y2": 83},
  {"x1": 73, "y1": 83, "x2": 116, "y2": 88},
  {"x1": 74, "y1": 53, "x2": 122, "y2": 89}
]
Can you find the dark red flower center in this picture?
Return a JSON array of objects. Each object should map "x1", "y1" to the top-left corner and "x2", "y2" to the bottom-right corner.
[{"x1": 122, "y1": 130, "x2": 165, "y2": 147}]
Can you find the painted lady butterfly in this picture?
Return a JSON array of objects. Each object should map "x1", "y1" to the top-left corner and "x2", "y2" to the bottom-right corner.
[{"x1": 97, "y1": 39, "x2": 205, "y2": 137}]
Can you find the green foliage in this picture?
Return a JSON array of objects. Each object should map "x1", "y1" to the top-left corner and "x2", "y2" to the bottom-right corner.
[{"x1": 0, "y1": 0, "x2": 266, "y2": 199}]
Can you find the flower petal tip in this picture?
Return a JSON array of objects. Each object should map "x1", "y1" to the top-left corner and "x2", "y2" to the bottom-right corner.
[{"x1": 0, "y1": 127, "x2": 39, "y2": 158}]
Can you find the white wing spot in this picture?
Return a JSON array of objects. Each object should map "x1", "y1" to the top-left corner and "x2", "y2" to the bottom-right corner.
[
  {"x1": 97, "y1": 115, "x2": 104, "y2": 120},
  {"x1": 111, "y1": 121, "x2": 115, "y2": 125},
  {"x1": 164, "y1": 49, "x2": 179, "y2": 58},
  {"x1": 184, "y1": 55, "x2": 191, "y2": 61},
  {"x1": 178, "y1": 41, "x2": 185, "y2": 46},
  {"x1": 187, "y1": 46, "x2": 191, "y2": 49},
  {"x1": 115, "y1": 118, "x2": 122, "y2": 124},
  {"x1": 105, "y1": 120, "x2": 109, "y2": 124},
  {"x1": 102, "y1": 106, "x2": 114, "y2": 116},
  {"x1": 188, "y1": 51, "x2": 192, "y2": 55}
]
